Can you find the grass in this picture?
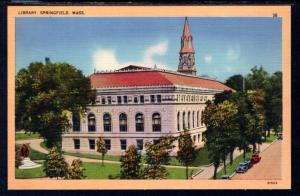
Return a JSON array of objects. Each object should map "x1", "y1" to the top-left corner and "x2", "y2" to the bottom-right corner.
[
  {"x1": 65, "y1": 146, "x2": 210, "y2": 167},
  {"x1": 216, "y1": 151, "x2": 252, "y2": 179},
  {"x1": 265, "y1": 134, "x2": 277, "y2": 143},
  {"x1": 83, "y1": 162, "x2": 193, "y2": 179},
  {"x1": 16, "y1": 144, "x2": 47, "y2": 160},
  {"x1": 15, "y1": 165, "x2": 46, "y2": 179},
  {"x1": 15, "y1": 131, "x2": 41, "y2": 140}
]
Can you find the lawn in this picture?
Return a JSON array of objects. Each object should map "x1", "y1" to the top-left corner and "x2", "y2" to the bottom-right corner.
[
  {"x1": 65, "y1": 146, "x2": 210, "y2": 167},
  {"x1": 216, "y1": 151, "x2": 252, "y2": 179},
  {"x1": 15, "y1": 165, "x2": 46, "y2": 179},
  {"x1": 265, "y1": 134, "x2": 277, "y2": 143},
  {"x1": 83, "y1": 162, "x2": 193, "y2": 179},
  {"x1": 16, "y1": 131, "x2": 41, "y2": 140},
  {"x1": 16, "y1": 144, "x2": 47, "y2": 160}
]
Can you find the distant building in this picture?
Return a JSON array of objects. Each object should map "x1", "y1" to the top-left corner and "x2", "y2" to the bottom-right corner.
[{"x1": 62, "y1": 17, "x2": 232, "y2": 155}]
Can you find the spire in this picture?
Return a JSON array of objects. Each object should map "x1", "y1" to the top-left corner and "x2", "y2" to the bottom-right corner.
[{"x1": 177, "y1": 17, "x2": 197, "y2": 76}]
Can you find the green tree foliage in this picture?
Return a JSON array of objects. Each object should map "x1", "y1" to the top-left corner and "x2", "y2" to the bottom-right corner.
[
  {"x1": 44, "y1": 147, "x2": 69, "y2": 179},
  {"x1": 67, "y1": 159, "x2": 85, "y2": 179},
  {"x1": 203, "y1": 100, "x2": 239, "y2": 178},
  {"x1": 177, "y1": 130, "x2": 197, "y2": 179},
  {"x1": 16, "y1": 61, "x2": 96, "y2": 148},
  {"x1": 120, "y1": 145, "x2": 142, "y2": 179},
  {"x1": 96, "y1": 136, "x2": 107, "y2": 166},
  {"x1": 225, "y1": 74, "x2": 244, "y2": 91},
  {"x1": 245, "y1": 66, "x2": 270, "y2": 91},
  {"x1": 143, "y1": 136, "x2": 175, "y2": 179}
]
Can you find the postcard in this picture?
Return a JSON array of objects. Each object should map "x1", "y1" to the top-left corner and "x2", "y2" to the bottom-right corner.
[{"x1": 7, "y1": 5, "x2": 291, "y2": 190}]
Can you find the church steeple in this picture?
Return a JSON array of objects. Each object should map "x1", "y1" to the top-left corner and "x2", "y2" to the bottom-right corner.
[{"x1": 177, "y1": 17, "x2": 197, "y2": 76}]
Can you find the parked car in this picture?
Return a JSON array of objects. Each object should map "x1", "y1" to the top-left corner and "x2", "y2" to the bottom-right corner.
[
  {"x1": 251, "y1": 153, "x2": 261, "y2": 164},
  {"x1": 220, "y1": 175, "x2": 230, "y2": 179},
  {"x1": 277, "y1": 133, "x2": 283, "y2": 140},
  {"x1": 244, "y1": 160, "x2": 253, "y2": 169},
  {"x1": 236, "y1": 162, "x2": 249, "y2": 173}
]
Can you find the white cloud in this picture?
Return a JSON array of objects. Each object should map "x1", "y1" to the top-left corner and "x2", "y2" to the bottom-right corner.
[
  {"x1": 204, "y1": 54, "x2": 213, "y2": 64},
  {"x1": 93, "y1": 41, "x2": 170, "y2": 71},
  {"x1": 226, "y1": 45, "x2": 240, "y2": 61}
]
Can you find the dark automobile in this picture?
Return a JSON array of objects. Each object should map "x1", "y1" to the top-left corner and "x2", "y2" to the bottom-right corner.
[
  {"x1": 220, "y1": 175, "x2": 230, "y2": 179},
  {"x1": 277, "y1": 133, "x2": 283, "y2": 140},
  {"x1": 251, "y1": 153, "x2": 261, "y2": 164},
  {"x1": 236, "y1": 162, "x2": 248, "y2": 173},
  {"x1": 244, "y1": 160, "x2": 253, "y2": 169}
]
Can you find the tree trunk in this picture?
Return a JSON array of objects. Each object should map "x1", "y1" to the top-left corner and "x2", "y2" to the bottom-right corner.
[
  {"x1": 230, "y1": 150, "x2": 234, "y2": 165},
  {"x1": 252, "y1": 144, "x2": 256, "y2": 153},
  {"x1": 243, "y1": 148, "x2": 246, "y2": 162},
  {"x1": 186, "y1": 165, "x2": 189, "y2": 179},
  {"x1": 267, "y1": 129, "x2": 271, "y2": 137},
  {"x1": 213, "y1": 165, "x2": 218, "y2": 179},
  {"x1": 223, "y1": 155, "x2": 227, "y2": 175}
]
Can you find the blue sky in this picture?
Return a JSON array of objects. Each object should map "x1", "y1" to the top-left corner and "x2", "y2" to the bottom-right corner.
[{"x1": 16, "y1": 17, "x2": 282, "y2": 82}]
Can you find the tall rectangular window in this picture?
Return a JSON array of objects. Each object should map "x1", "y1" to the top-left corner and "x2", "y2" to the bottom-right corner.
[
  {"x1": 101, "y1": 97, "x2": 106, "y2": 104},
  {"x1": 74, "y1": 139, "x2": 80, "y2": 149},
  {"x1": 123, "y1": 96, "x2": 128, "y2": 104},
  {"x1": 157, "y1": 95, "x2": 161, "y2": 103},
  {"x1": 104, "y1": 139, "x2": 111, "y2": 150},
  {"x1": 120, "y1": 139, "x2": 127, "y2": 150},
  {"x1": 137, "y1": 139, "x2": 143, "y2": 150},
  {"x1": 107, "y1": 96, "x2": 112, "y2": 104},
  {"x1": 117, "y1": 96, "x2": 122, "y2": 104},
  {"x1": 89, "y1": 139, "x2": 95, "y2": 150},
  {"x1": 150, "y1": 95, "x2": 155, "y2": 103},
  {"x1": 140, "y1": 95, "x2": 144, "y2": 103},
  {"x1": 153, "y1": 139, "x2": 160, "y2": 145},
  {"x1": 134, "y1": 96, "x2": 138, "y2": 103}
]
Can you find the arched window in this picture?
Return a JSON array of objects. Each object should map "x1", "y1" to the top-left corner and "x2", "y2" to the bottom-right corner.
[
  {"x1": 72, "y1": 112, "x2": 80, "y2": 132},
  {"x1": 201, "y1": 110, "x2": 204, "y2": 126},
  {"x1": 188, "y1": 111, "x2": 191, "y2": 129},
  {"x1": 88, "y1": 113, "x2": 96, "y2": 132},
  {"x1": 183, "y1": 112, "x2": 186, "y2": 130},
  {"x1": 119, "y1": 113, "x2": 127, "y2": 132},
  {"x1": 103, "y1": 113, "x2": 111, "y2": 132},
  {"x1": 135, "y1": 113, "x2": 144, "y2": 132},
  {"x1": 152, "y1": 113, "x2": 161, "y2": 132},
  {"x1": 177, "y1": 112, "x2": 180, "y2": 131},
  {"x1": 192, "y1": 111, "x2": 195, "y2": 128},
  {"x1": 197, "y1": 111, "x2": 199, "y2": 127}
]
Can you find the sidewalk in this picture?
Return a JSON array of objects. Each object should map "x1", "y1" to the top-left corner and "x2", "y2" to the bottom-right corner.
[{"x1": 192, "y1": 142, "x2": 272, "y2": 179}]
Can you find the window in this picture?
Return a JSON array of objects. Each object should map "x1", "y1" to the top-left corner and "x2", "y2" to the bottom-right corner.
[
  {"x1": 140, "y1": 95, "x2": 144, "y2": 103},
  {"x1": 201, "y1": 111, "x2": 204, "y2": 126},
  {"x1": 117, "y1": 96, "x2": 122, "y2": 104},
  {"x1": 107, "y1": 96, "x2": 112, "y2": 104},
  {"x1": 150, "y1": 95, "x2": 155, "y2": 103},
  {"x1": 202, "y1": 132, "x2": 206, "y2": 142},
  {"x1": 101, "y1": 97, "x2": 106, "y2": 104},
  {"x1": 104, "y1": 139, "x2": 111, "y2": 150},
  {"x1": 153, "y1": 139, "x2": 160, "y2": 145},
  {"x1": 137, "y1": 139, "x2": 143, "y2": 150},
  {"x1": 193, "y1": 135, "x2": 196, "y2": 143},
  {"x1": 88, "y1": 113, "x2": 96, "y2": 132},
  {"x1": 204, "y1": 96, "x2": 207, "y2": 101},
  {"x1": 192, "y1": 111, "x2": 195, "y2": 128},
  {"x1": 198, "y1": 134, "x2": 200, "y2": 142},
  {"x1": 119, "y1": 113, "x2": 127, "y2": 132},
  {"x1": 72, "y1": 112, "x2": 80, "y2": 132},
  {"x1": 134, "y1": 96, "x2": 138, "y2": 103},
  {"x1": 89, "y1": 139, "x2": 95, "y2": 150},
  {"x1": 123, "y1": 96, "x2": 128, "y2": 104},
  {"x1": 183, "y1": 112, "x2": 186, "y2": 129},
  {"x1": 157, "y1": 95, "x2": 161, "y2": 103},
  {"x1": 135, "y1": 113, "x2": 144, "y2": 132},
  {"x1": 197, "y1": 111, "x2": 199, "y2": 127},
  {"x1": 103, "y1": 113, "x2": 112, "y2": 132},
  {"x1": 152, "y1": 113, "x2": 161, "y2": 132},
  {"x1": 177, "y1": 112, "x2": 180, "y2": 131},
  {"x1": 200, "y1": 96, "x2": 203, "y2": 101},
  {"x1": 74, "y1": 139, "x2": 80, "y2": 149},
  {"x1": 188, "y1": 111, "x2": 191, "y2": 129},
  {"x1": 120, "y1": 139, "x2": 127, "y2": 150}
]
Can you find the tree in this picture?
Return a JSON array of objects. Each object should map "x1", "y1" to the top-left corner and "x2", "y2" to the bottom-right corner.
[
  {"x1": 44, "y1": 147, "x2": 69, "y2": 179},
  {"x1": 67, "y1": 159, "x2": 85, "y2": 179},
  {"x1": 96, "y1": 136, "x2": 107, "y2": 166},
  {"x1": 245, "y1": 66, "x2": 270, "y2": 91},
  {"x1": 203, "y1": 100, "x2": 239, "y2": 178},
  {"x1": 225, "y1": 74, "x2": 244, "y2": 91},
  {"x1": 16, "y1": 61, "x2": 96, "y2": 148},
  {"x1": 143, "y1": 136, "x2": 175, "y2": 179},
  {"x1": 120, "y1": 145, "x2": 142, "y2": 179},
  {"x1": 177, "y1": 130, "x2": 197, "y2": 179}
]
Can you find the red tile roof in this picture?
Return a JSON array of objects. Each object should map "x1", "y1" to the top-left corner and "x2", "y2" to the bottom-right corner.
[{"x1": 90, "y1": 69, "x2": 232, "y2": 91}]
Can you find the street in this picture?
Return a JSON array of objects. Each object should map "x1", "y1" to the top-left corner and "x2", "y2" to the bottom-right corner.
[{"x1": 232, "y1": 140, "x2": 282, "y2": 180}]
